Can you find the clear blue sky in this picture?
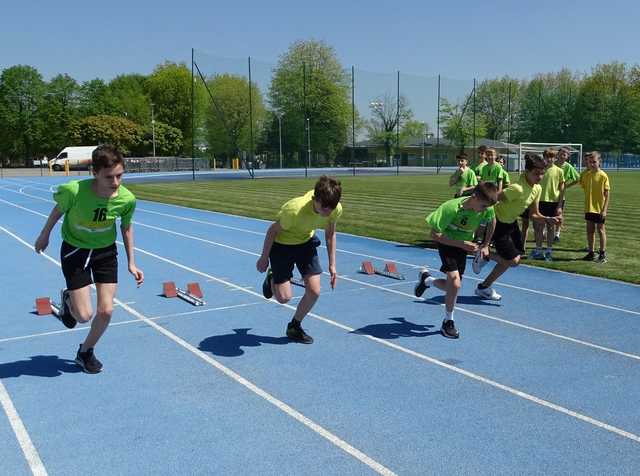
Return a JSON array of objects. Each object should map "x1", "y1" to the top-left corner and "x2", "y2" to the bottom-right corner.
[{"x1": 3, "y1": 0, "x2": 639, "y2": 82}]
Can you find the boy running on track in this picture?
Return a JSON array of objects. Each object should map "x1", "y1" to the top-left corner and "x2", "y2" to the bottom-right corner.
[
  {"x1": 580, "y1": 151, "x2": 610, "y2": 263},
  {"x1": 449, "y1": 153, "x2": 478, "y2": 197},
  {"x1": 473, "y1": 154, "x2": 561, "y2": 300},
  {"x1": 34, "y1": 145, "x2": 143, "y2": 374},
  {"x1": 414, "y1": 182, "x2": 498, "y2": 338},
  {"x1": 256, "y1": 176, "x2": 342, "y2": 344}
]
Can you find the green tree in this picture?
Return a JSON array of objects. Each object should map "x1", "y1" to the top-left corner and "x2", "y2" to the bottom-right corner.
[
  {"x1": 269, "y1": 40, "x2": 351, "y2": 163},
  {"x1": 573, "y1": 63, "x2": 640, "y2": 152},
  {"x1": 474, "y1": 77, "x2": 520, "y2": 141},
  {"x1": 69, "y1": 115, "x2": 143, "y2": 155},
  {"x1": 0, "y1": 65, "x2": 46, "y2": 164},
  {"x1": 78, "y1": 79, "x2": 111, "y2": 117},
  {"x1": 38, "y1": 74, "x2": 81, "y2": 157},
  {"x1": 107, "y1": 74, "x2": 151, "y2": 125},
  {"x1": 202, "y1": 73, "x2": 266, "y2": 160},
  {"x1": 366, "y1": 93, "x2": 414, "y2": 162},
  {"x1": 440, "y1": 97, "x2": 486, "y2": 150},
  {"x1": 146, "y1": 62, "x2": 193, "y2": 154}
]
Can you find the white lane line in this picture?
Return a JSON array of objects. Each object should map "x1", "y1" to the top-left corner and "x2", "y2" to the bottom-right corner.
[
  {"x1": 4, "y1": 187, "x2": 640, "y2": 313},
  {"x1": 2, "y1": 196, "x2": 639, "y2": 362},
  {"x1": 0, "y1": 381, "x2": 48, "y2": 476},
  {"x1": 0, "y1": 302, "x2": 266, "y2": 345},
  {"x1": 0, "y1": 226, "x2": 396, "y2": 476},
  {"x1": 135, "y1": 205, "x2": 640, "y2": 314},
  {"x1": 4, "y1": 221, "x2": 640, "y2": 445},
  {"x1": 124, "y1": 239, "x2": 640, "y2": 445}
]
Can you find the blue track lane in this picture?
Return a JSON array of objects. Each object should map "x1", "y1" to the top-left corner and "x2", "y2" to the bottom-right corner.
[{"x1": 1, "y1": 176, "x2": 640, "y2": 475}]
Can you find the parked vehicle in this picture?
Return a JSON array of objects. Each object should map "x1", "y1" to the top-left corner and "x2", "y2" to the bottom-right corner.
[{"x1": 50, "y1": 146, "x2": 98, "y2": 171}]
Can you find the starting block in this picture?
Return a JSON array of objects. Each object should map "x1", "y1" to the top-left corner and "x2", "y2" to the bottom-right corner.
[
  {"x1": 162, "y1": 281, "x2": 206, "y2": 306},
  {"x1": 35, "y1": 297, "x2": 62, "y2": 316},
  {"x1": 359, "y1": 261, "x2": 405, "y2": 280}
]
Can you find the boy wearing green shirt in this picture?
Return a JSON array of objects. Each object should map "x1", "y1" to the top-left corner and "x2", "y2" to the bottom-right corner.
[
  {"x1": 449, "y1": 153, "x2": 478, "y2": 197},
  {"x1": 497, "y1": 156, "x2": 510, "y2": 186},
  {"x1": 474, "y1": 154, "x2": 561, "y2": 300},
  {"x1": 257, "y1": 176, "x2": 342, "y2": 344},
  {"x1": 554, "y1": 146, "x2": 580, "y2": 242},
  {"x1": 414, "y1": 183, "x2": 498, "y2": 338},
  {"x1": 479, "y1": 148, "x2": 504, "y2": 193},
  {"x1": 474, "y1": 145, "x2": 488, "y2": 180},
  {"x1": 35, "y1": 145, "x2": 143, "y2": 373},
  {"x1": 532, "y1": 149, "x2": 565, "y2": 261}
]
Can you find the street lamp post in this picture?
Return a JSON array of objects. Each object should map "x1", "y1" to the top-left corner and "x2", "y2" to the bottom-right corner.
[
  {"x1": 151, "y1": 103, "x2": 156, "y2": 158},
  {"x1": 277, "y1": 113, "x2": 283, "y2": 169},
  {"x1": 306, "y1": 117, "x2": 311, "y2": 169},
  {"x1": 422, "y1": 122, "x2": 427, "y2": 168}
]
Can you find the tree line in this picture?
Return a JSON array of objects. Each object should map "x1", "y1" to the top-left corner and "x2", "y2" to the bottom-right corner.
[{"x1": 1, "y1": 39, "x2": 639, "y2": 166}]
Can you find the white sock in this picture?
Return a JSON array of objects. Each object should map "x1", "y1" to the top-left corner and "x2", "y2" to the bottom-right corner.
[
  {"x1": 424, "y1": 276, "x2": 435, "y2": 286},
  {"x1": 444, "y1": 311, "x2": 454, "y2": 322}
]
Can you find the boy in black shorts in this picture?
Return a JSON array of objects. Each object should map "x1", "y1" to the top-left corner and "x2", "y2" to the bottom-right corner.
[
  {"x1": 414, "y1": 182, "x2": 498, "y2": 338},
  {"x1": 256, "y1": 176, "x2": 342, "y2": 344},
  {"x1": 475, "y1": 154, "x2": 561, "y2": 300},
  {"x1": 35, "y1": 145, "x2": 144, "y2": 373}
]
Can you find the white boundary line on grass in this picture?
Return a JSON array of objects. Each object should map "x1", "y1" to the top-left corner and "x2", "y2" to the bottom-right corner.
[
  {"x1": 0, "y1": 225, "x2": 396, "y2": 476},
  {"x1": 2, "y1": 195, "x2": 639, "y2": 363},
  {"x1": 3, "y1": 213, "x2": 640, "y2": 446}
]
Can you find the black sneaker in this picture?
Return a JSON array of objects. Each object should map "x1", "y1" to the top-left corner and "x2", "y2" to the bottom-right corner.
[
  {"x1": 441, "y1": 319, "x2": 459, "y2": 339},
  {"x1": 75, "y1": 345, "x2": 103, "y2": 373},
  {"x1": 597, "y1": 252, "x2": 608, "y2": 264},
  {"x1": 57, "y1": 289, "x2": 77, "y2": 329},
  {"x1": 581, "y1": 252, "x2": 595, "y2": 261},
  {"x1": 414, "y1": 269, "x2": 431, "y2": 298},
  {"x1": 553, "y1": 235, "x2": 560, "y2": 243},
  {"x1": 286, "y1": 320, "x2": 313, "y2": 344},
  {"x1": 262, "y1": 268, "x2": 273, "y2": 299}
]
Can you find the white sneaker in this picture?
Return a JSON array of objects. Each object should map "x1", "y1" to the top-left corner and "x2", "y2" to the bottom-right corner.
[
  {"x1": 475, "y1": 285, "x2": 502, "y2": 301},
  {"x1": 472, "y1": 250, "x2": 488, "y2": 274}
]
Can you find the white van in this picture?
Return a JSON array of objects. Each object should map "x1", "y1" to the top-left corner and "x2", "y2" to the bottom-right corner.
[{"x1": 50, "y1": 146, "x2": 98, "y2": 171}]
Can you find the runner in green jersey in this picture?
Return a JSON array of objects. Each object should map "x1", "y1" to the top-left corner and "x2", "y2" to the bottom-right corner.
[{"x1": 35, "y1": 145, "x2": 143, "y2": 373}]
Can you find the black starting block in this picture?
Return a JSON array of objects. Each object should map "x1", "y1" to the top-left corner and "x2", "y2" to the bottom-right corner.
[
  {"x1": 162, "y1": 281, "x2": 206, "y2": 306},
  {"x1": 359, "y1": 261, "x2": 405, "y2": 280}
]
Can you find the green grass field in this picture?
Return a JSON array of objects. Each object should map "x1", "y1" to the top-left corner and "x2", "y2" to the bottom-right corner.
[{"x1": 128, "y1": 171, "x2": 640, "y2": 284}]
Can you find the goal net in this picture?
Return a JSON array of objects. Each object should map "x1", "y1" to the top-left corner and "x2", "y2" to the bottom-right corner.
[{"x1": 517, "y1": 142, "x2": 583, "y2": 172}]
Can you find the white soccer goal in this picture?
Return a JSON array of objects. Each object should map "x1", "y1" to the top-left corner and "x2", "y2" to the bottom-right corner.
[{"x1": 517, "y1": 142, "x2": 583, "y2": 172}]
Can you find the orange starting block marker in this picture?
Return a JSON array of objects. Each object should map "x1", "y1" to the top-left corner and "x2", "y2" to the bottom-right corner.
[
  {"x1": 162, "y1": 281, "x2": 206, "y2": 306},
  {"x1": 35, "y1": 297, "x2": 62, "y2": 316},
  {"x1": 359, "y1": 261, "x2": 405, "y2": 280}
]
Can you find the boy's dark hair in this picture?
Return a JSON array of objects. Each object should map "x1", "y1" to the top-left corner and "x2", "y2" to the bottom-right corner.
[
  {"x1": 92, "y1": 144, "x2": 124, "y2": 173},
  {"x1": 543, "y1": 148, "x2": 557, "y2": 159},
  {"x1": 585, "y1": 151, "x2": 601, "y2": 161},
  {"x1": 473, "y1": 181, "x2": 498, "y2": 205},
  {"x1": 314, "y1": 175, "x2": 342, "y2": 209},
  {"x1": 477, "y1": 145, "x2": 488, "y2": 153},
  {"x1": 524, "y1": 153, "x2": 545, "y2": 171},
  {"x1": 456, "y1": 153, "x2": 468, "y2": 160}
]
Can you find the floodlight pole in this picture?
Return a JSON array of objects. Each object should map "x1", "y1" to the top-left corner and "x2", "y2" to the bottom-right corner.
[
  {"x1": 151, "y1": 102, "x2": 156, "y2": 158},
  {"x1": 191, "y1": 47, "x2": 195, "y2": 181},
  {"x1": 277, "y1": 113, "x2": 283, "y2": 169}
]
